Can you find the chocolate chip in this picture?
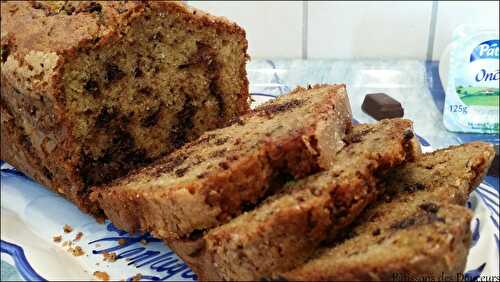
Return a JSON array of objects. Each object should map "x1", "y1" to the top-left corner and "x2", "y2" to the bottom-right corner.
[
  {"x1": 361, "y1": 93, "x2": 404, "y2": 120},
  {"x1": 209, "y1": 149, "x2": 227, "y2": 159},
  {"x1": 214, "y1": 137, "x2": 230, "y2": 146},
  {"x1": 83, "y1": 2, "x2": 102, "y2": 13},
  {"x1": 403, "y1": 129, "x2": 414, "y2": 141},
  {"x1": 63, "y1": 4, "x2": 75, "y2": 15},
  {"x1": 241, "y1": 202, "x2": 256, "y2": 212},
  {"x1": 175, "y1": 167, "x2": 189, "y2": 177},
  {"x1": 42, "y1": 167, "x2": 53, "y2": 180},
  {"x1": 91, "y1": 37, "x2": 101, "y2": 45},
  {"x1": 403, "y1": 183, "x2": 426, "y2": 193},
  {"x1": 155, "y1": 154, "x2": 188, "y2": 175},
  {"x1": 104, "y1": 64, "x2": 125, "y2": 82},
  {"x1": 371, "y1": 228, "x2": 381, "y2": 236},
  {"x1": 115, "y1": 7, "x2": 128, "y2": 14},
  {"x1": 31, "y1": 2, "x2": 43, "y2": 9},
  {"x1": 228, "y1": 116, "x2": 245, "y2": 126},
  {"x1": 95, "y1": 108, "x2": 117, "y2": 128},
  {"x1": 1, "y1": 43, "x2": 10, "y2": 63},
  {"x1": 218, "y1": 161, "x2": 230, "y2": 170},
  {"x1": 138, "y1": 87, "x2": 152, "y2": 96},
  {"x1": 169, "y1": 99, "x2": 195, "y2": 149},
  {"x1": 256, "y1": 99, "x2": 304, "y2": 117},
  {"x1": 391, "y1": 217, "x2": 416, "y2": 229},
  {"x1": 419, "y1": 203, "x2": 440, "y2": 213},
  {"x1": 415, "y1": 183, "x2": 426, "y2": 190},
  {"x1": 141, "y1": 107, "x2": 161, "y2": 128},
  {"x1": 197, "y1": 171, "x2": 209, "y2": 179},
  {"x1": 133, "y1": 67, "x2": 143, "y2": 78},
  {"x1": 84, "y1": 80, "x2": 99, "y2": 96},
  {"x1": 152, "y1": 32, "x2": 163, "y2": 42},
  {"x1": 187, "y1": 229, "x2": 205, "y2": 241}
]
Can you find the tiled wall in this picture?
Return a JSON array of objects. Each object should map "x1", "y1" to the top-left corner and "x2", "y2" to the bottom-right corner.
[{"x1": 187, "y1": 1, "x2": 499, "y2": 60}]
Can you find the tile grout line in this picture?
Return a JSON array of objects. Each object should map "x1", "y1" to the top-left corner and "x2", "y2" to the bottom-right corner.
[
  {"x1": 302, "y1": 1, "x2": 309, "y2": 60},
  {"x1": 426, "y1": 1, "x2": 439, "y2": 61}
]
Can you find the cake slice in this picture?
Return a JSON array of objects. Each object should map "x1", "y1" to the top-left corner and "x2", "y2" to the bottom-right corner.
[
  {"x1": 92, "y1": 84, "x2": 352, "y2": 239},
  {"x1": 279, "y1": 142, "x2": 495, "y2": 281},
  {"x1": 1, "y1": 1, "x2": 249, "y2": 215},
  {"x1": 172, "y1": 119, "x2": 420, "y2": 281}
]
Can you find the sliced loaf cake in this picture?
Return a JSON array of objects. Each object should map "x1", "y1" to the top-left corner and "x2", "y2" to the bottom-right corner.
[
  {"x1": 1, "y1": 1, "x2": 249, "y2": 215},
  {"x1": 279, "y1": 142, "x2": 494, "y2": 281},
  {"x1": 92, "y1": 84, "x2": 352, "y2": 239},
  {"x1": 174, "y1": 119, "x2": 420, "y2": 281}
]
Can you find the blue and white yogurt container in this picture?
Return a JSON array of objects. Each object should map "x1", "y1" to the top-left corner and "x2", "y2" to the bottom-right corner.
[{"x1": 443, "y1": 25, "x2": 499, "y2": 134}]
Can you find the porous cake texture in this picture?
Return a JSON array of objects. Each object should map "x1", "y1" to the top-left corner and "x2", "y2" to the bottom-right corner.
[
  {"x1": 92, "y1": 84, "x2": 352, "y2": 239},
  {"x1": 1, "y1": 1, "x2": 249, "y2": 214},
  {"x1": 280, "y1": 142, "x2": 494, "y2": 281},
  {"x1": 176, "y1": 119, "x2": 420, "y2": 281}
]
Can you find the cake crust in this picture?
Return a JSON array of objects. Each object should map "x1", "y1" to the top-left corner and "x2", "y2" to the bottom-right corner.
[
  {"x1": 279, "y1": 142, "x2": 494, "y2": 281},
  {"x1": 1, "y1": 1, "x2": 249, "y2": 214},
  {"x1": 92, "y1": 84, "x2": 353, "y2": 239},
  {"x1": 174, "y1": 119, "x2": 420, "y2": 281}
]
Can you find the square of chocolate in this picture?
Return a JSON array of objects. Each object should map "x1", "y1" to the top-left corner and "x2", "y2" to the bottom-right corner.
[{"x1": 362, "y1": 93, "x2": 404, "y2": 120}]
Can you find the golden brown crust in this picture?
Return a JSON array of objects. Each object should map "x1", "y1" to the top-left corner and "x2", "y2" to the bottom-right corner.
[
  {"x1": 175, "y1": 119, "x2": 419, "y2": 281},
  {"x1": 1, "y1": 1, "x2": 249, "y2": 215},
  {"x1": 92, "y1": 84, "x2": 353, "y2": 239},
  {"x1": 282, "y1": 204, "x2": 472, "y2": 281},
  {"x1": 279, "y1": 142, "x2": 494, "y2": 281}
]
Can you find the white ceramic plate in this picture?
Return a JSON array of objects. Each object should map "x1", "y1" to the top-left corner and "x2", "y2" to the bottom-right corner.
[{"x1": 1, "y1": 94, "x2": 499, "y2": 281}]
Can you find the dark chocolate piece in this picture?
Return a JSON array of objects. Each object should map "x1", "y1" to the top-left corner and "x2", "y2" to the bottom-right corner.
[
  {"x1": 361, "y1": 93, "x2": 404, "y2": 120},
  {"x1": 487, "y1": 144, "x2": 499, "y2": 176}
]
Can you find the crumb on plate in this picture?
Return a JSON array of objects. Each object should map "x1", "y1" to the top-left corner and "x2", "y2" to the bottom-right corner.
[
  {"x1": 62, "y1": 240, "x2": 73, "y2": 248},
  {"x1": 74, "y1": 231, "x2": 83, "y2": 241},
  {"x1": 118, "y1": 238, "x2": 127, "y2": 246},
  {"x1": 140, "y1": 239, "x2": 148, "y2": 245},
  {"x1": 53, "y1": 235, "x2": 62, "y2": 243},
  {"x1": 63, "y1": 224, "x2": 73, "y2": 233},
  {"x1": 70, "y1": 246, "x2": 85, "y2": 256},
  {"x1": 132, "y1": 273, "x2": 142, "y2": 282},
  {"x1": 103, "y1": 252, "x2": 117, "y2": 262},
  {"x1": 94, "y1": 271, "x2": 110, "y2": 281}
]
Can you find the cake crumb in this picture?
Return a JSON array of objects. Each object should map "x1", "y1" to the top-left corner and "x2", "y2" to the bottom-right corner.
[
  {"x1": 140, "y1": 239, "x2": 148, "y2": 245},
  {"x1": 53, "y1": 235, "x2": 62, "y2": 243},
  {"x1": 103, "y1": 252, "x2": 117, "y2": 262},
  {"x1": 62, "y1": 240, "x2": 72, "y2": 247},
  {"x1": 74, "y1": 232, "x2": 83, "y2": 241},
  {"x1": 63, "y1": 224, "x2": 73, "y2": 233},
  {"x1": 96, "y1": 216, "x2": 106, "y2": 224},
  {"x1": 95, "y1": 243, "x2": 101, "y2": 247},
  {"x1": 93, "y1": 271, "x2": 110, "y2": 281},
  {"x1": 118, "y1": 238, "x2": 127, "y2": 246},
  {"x1": 132, "y1": 273, "x2": 142, "y2": 282},
  {"x1": 71, "y1": 246, "x2": 84, "y2": 256}
]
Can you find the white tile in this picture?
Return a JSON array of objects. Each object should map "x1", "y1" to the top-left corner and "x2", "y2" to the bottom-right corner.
[
  {"x1": 307, "y1": 1, "x2": 433, "y2": 59},
  {"x1": 187, "y1": 1, "x2": 303, "y2": 58},
  {"x1": 433, "y1": 1, "x2": 499, "y2": 60}
]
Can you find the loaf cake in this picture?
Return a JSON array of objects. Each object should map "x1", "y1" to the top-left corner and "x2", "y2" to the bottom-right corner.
[
  {"x1": 279, "y1": 142, "x2": 494, "y2": 281},
  {"x1": 92, "y1": 84, "x2": 352, "y2": 239},
  {"x1": 174, "y1": 119, "x2": 420, "y2": 281},
  {"x1": 0, "y1": 1, "x2": 249, "y2": 214}
]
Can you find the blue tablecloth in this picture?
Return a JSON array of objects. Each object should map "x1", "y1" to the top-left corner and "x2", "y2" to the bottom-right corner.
[{"x1": 2, "y1": 59, "x2": 498, "y2": 280}]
